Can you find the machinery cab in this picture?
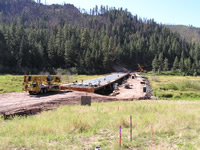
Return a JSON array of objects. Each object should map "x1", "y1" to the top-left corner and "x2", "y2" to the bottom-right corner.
[{"x1": 23, "y1": 75, "x2": 43, "y2": 94}]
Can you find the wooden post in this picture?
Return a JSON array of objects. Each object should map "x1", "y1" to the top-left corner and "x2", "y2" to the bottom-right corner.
[
  {"x1": 150, "y1": 124, "x2": 153, "y2": 144},
  {"x1": 130, "y1": 115, "x2": 132, "y2": 142},
  {"x1": 119, "y1": 126, "x2": 122, "y2": 147}
]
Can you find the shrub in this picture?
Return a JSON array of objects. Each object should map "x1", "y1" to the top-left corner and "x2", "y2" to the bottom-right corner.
[
  {"x1": 179, "y1": 80, "x2": 200, "y2": 91},
  {"x1": 151, "y1": 75, "x2": 160, "y2": 82},
  {"x1": 164, "y1": 83, "x2": 178, "y2": 90},
  {"x1": 54, "y1": 68, "x2": 69, "y2": 75},
  {"x1": 157, "y1": 93, "x2": 173, "y2": 98}
]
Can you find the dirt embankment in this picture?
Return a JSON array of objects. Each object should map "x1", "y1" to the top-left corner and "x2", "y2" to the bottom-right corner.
[{"x1": 0, "y1": 73, "x2": 151, "y2": 118}]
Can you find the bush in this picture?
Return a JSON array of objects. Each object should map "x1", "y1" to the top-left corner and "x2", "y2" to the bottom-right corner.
[
  {"x1": 70, "y1": 67, "x2": 78, "y2": 74},
  {"x1": 161, "y1": 80, "x2": 200, "y2": 92},
  {"x1": 164, "y1": 83, "x2": 179, "y2": 90},
  {"x1": 173, "y1": 93, "x2": 181, "y2": 99},
  {"x1": 193, "y1": 72, "x2": 197, "y2": 77},
  {"x1": 157, "y1": 93, "x2": 173, "y2": 98},
  {"x1": 179, "y1": 80, "x2": 200, "y2": 91},
  {"x1": 151, "y1": 74, "x2": 160, "y2": 82},
  {"x1": 54, "y1": 68, "x2": 69, "y2": 75}
]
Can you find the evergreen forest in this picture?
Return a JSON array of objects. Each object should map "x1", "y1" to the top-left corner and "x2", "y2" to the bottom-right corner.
[{"x1": 0, "y1": 0, "x2": 200, "y2": 75}]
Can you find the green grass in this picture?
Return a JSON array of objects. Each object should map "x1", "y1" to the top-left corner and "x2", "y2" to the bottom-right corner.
[
  {"x1": 0, "y1": 101, "x2": 200, "y2": 149},
  {"x1": 1, "y1": 74, "x2": 200, "y2": 149},
  {"x1": 0, "y1": 75, "x2": 23, "y2": 94},
  {"x1": 0, "y1": 74, "x2": 103, "y2": 94},
  {"x1": 147, "y1": 74, "x2": 200, "y2": 100}
]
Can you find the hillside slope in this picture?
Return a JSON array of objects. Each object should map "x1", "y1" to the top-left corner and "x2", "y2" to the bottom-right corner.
[
  {"x1": 0, "y1": 0, "x2": 83, "y2": 27},
  {"x1": 0, "y1": 0, "x2": 200, "y2": 75},
  {"x1": 166, "y1": 25, "x2": 200, "y2": 43}
]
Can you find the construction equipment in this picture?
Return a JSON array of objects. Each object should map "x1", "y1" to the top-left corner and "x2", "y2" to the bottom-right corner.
[
  {"x1": 124, "y1": 83, "x2": 130, "y2": 89},
  {"x1": 137, "y1": 64, "x2": 147, "y2": 73},
  {"x1": 22, "y1": 75, "x2": 61, "y2": 95}
]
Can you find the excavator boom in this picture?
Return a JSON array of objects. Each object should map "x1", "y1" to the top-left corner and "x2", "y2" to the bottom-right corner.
[{"x1": 137, "y1": 64, "x2": 147, "y2": 73}]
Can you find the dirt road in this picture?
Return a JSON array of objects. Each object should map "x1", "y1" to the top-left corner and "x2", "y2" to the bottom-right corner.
[{"x1": 0, "y1": 74, "x2": 151, "y2": 117}]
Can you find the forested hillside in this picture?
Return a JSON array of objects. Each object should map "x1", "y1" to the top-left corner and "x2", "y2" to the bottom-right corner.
[
  {"x1": 167, "y1": 25, "x2": 200, "y2": 43},
  {"x1": 0, "y1": 0, "x2": 200, "y2": 75}
]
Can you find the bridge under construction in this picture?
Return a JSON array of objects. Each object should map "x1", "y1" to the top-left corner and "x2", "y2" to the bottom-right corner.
[
  {"x1": 0, "y1": 72, "x2": 151, "y2": 118},
  {"x1": 61, "y1": 73, "x2": 130, "y2": 93}
]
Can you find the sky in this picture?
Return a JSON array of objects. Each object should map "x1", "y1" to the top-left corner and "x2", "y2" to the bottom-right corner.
[{"x1": 38, "y1": 0, "x2": 200, "y2": 27}]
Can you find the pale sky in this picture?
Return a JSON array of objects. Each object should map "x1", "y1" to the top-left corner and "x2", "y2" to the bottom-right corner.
[{"x1": 37, "y1": 0, "x2": 200, "y2": 27}]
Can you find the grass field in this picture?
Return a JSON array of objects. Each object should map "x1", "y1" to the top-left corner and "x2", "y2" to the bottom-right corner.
[
  {"x1": 0, "y1": 101, "x2": 200, "y2": 149},
  {"x1": 0, "y1": 75, "x2": 23, "y2": 94},
  {"x1": 0, "y1": 74, "x2": 103, "y2": 94},
  {"x1": 147, "y1": 74, "x2": 200, "y2": 100},
  {"x1": 0, "y1": 74, "x2": 200, "y2": 149}
]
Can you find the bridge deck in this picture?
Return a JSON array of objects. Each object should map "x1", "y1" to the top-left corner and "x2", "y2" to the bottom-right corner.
[{"x1": 68, "y1": 73, "x2": 129, "y2": 92}]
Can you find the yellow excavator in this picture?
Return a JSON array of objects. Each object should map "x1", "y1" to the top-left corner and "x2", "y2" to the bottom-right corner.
[
  {"x1": 22, "y1": 75, "x2": 61, "y2": 95},
  {"x1": 138, "y1": 64, "x2": 147, "y2": 73}
]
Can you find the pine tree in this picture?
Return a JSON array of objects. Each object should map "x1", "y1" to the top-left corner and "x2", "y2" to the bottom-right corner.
[
  {"x1": 18, "y1": 36, "x2": 24, "y2": 67},
  {"x1": 163, "y1": 58, "x2": 169, "y2": 71},
  {"x1": 84, "y1": 49, "x2": 92, "y2": 72},
  {"x1": 55, "y1": 26, "x2": 63, "y2": 57},
  {"x1": 64, "y1": 40, "x2": 73, "y2": 68},
  {"x1": 47, "y1": 36, "x2": 56, "y2": 67},
  {"x1": 80, "y1": 28, "x2": 90, "y2": 50},
  {"x1": 184, "y1": 58, "x2": 191, "y2": 73},
  {"x1": 179, "y1": 51, "x2": 185, "y2": 72},
  {"x1": 0, "y1": 30, "x2": 6, "y2": 66},
  {"x1": 158, "y1": 53, "x2": 164, "y2": 71},
  {"x1": 173, "y1": 56, "x2": 179, "y2": 70},
  {"x1": 152, "y1": 56, "x2": 158, "y2": 72}
]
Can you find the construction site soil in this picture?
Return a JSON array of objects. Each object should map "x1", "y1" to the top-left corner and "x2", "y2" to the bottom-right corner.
[{"x1": 0, "y1": 74, "x2": 152, "y2": 118}]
